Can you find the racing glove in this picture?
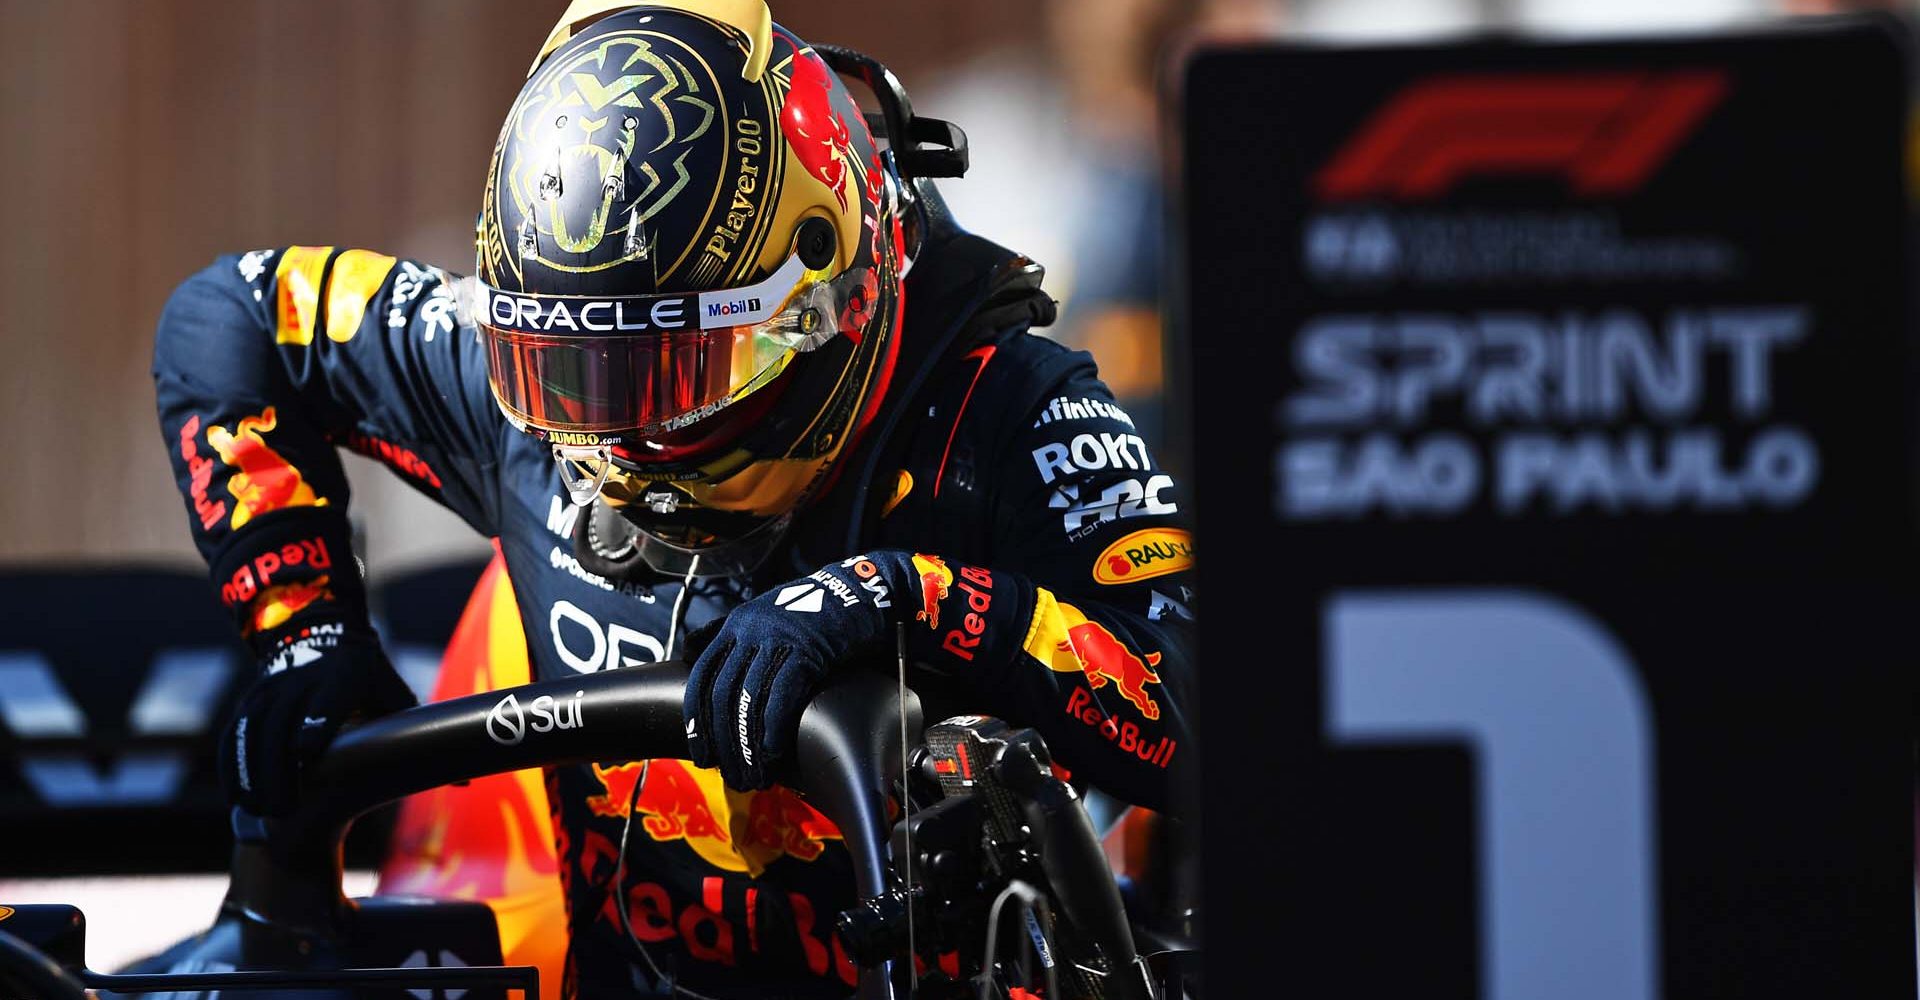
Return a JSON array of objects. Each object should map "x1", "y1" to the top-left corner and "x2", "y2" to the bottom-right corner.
[
  {"x1": 684, "y1": 550, "x2": 1054, "y2": 790},
  {"x1": 218, "y1": 621, "x2": 416, "y2": 817},
  {"x1": 684, "y1": 558, "x2": 898, "y2": 790}
]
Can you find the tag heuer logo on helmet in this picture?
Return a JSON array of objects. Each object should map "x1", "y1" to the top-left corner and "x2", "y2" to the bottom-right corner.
[{"x1": 486, "y1": 288, "x2": 693, "y2": 334}]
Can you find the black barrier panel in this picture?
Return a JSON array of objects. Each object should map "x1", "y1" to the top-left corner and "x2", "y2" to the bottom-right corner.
[
  {"x1": 1182, "y1": 18, "x2": 1915, "y2": 1000},
  {"x1": 0, "y1": 562, "x2": 488, "y2": 875},
  {"x1": 0, "y1": 568, "x2": 246, "y2": 873}
]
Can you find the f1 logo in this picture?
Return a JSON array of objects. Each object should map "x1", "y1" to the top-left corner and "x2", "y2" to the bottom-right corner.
[
  {"x1": 1325, "y1": 590, "x2": 1660, "y2": 1000},
  {"x1": 0, "y1": 650, "x2": 233, "y2": 806},
  {"x1": 1316, "y1": 71, "x2": 1727, "y2": 201}
]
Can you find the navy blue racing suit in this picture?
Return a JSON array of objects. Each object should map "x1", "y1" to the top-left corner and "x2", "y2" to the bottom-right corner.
[{"x1": 154, "y1": 214, "x2": 1195, "y2": 997}]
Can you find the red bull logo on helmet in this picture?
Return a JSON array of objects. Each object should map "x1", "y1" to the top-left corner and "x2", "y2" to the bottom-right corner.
[
  {"x1": 585, "y1": 759, "x2": 842, "y2": 877},
  {"x1": 205, "y1": 407, "x2": 327, "y2": 530},
  {"x1": 1024, "y1": 591, "x2": 1165, "y2": 721},
  {"x1": 780, "y1": 50, "x2": 879, "y2": 214}
]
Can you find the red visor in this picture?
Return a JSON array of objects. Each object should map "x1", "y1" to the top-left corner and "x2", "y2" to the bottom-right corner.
[{"x1": 481, "y1": 253, "x2": 867, "y2": 442}]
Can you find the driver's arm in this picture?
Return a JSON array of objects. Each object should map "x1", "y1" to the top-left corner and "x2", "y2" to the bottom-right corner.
[
  {"x1": 153, "y1": 246, "x2": 503, "y2": 636},
  {"x1": 152, "y1": 247, "x2": 504, "y2": 815},
  {"x1": 891, "y1": 364, "x2": 1195, "y2": 813},
  {"x1": 680, "y1": 343, "x2": 1196, "y2": 812}
]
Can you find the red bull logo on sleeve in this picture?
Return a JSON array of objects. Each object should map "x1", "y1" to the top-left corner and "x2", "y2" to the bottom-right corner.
[
  {"x1": 910, "y1": 554, "x2": 954, "y2": 631},
  {"x1": 219, "y1": 535, "x2": 334, "y2": 608},
  {"x1": 179, "y1": 415, "x2": 229, "y2": 531},
  {"x1": 915, "y1": 558, "x2": 997, "y2": 662},
  {"x1": 206, "y1": 407, "x2": 327, "y2": 529},
  {"x1": 1024, "y1": 592, "x2": 1165, "y2": 721},
  {"x1": 586, "y1": 760, "x2": 842, "y2": 877}
]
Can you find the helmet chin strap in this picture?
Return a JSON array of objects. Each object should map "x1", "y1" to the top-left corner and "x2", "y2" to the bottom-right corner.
[{"x1": 554, "y1": 444, "x2": 614, "y2": 507}]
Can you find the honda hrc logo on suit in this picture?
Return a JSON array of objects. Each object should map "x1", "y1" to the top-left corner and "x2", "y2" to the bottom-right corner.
[
  {"x1": 1054, "y1": 476, "x2": 1178, "y2": 537},
  {"x1": 486, "y1": 690, "x2": 585, "y2": 746}
]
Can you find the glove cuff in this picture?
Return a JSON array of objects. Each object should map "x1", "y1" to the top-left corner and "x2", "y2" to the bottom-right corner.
[
  {"x1": 248, "y1": 611, "x2": 381, "y2": 669},
  {"x1": 208, "y1": 508, "x2": 367, "y2": 641},
  {"x1": 858, "y1": 550, "x2": 1033, "y2": 674}
]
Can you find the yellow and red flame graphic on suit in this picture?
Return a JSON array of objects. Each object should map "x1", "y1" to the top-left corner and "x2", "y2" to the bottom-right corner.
[
  {"x1": 204, "y1": 407, "x2": 326, "y2": 530},
  {"x1": 585, "y1": 759, "x2": 842, "y2": 878}
]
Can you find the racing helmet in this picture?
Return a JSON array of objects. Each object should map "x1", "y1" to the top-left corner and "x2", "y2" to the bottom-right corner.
[{"x1": 477, "y1": 0, "x2": 907, "y2": 576}]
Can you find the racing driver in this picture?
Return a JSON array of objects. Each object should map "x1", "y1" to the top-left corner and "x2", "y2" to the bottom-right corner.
[{"x1": 154, "y1": 1, "x2": 1195, "y2": 995}]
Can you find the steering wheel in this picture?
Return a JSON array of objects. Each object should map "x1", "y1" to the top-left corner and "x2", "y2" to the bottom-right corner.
[{"x1": 0, "y1": 929, "x2": 87, "y2": 1000}]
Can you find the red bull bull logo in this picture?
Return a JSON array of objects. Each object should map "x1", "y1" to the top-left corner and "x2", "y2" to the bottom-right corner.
[
  {"x1": 1062, "y1": 621, "x2": 1164, "y2": 721},
  {"x1": 780, "y1": 50, "x2": 880, "y2": 214},
  {"x1": 205, "y1": 407, "x2": 327, "y2": 529},
  {"x1": 585, "y1": 759, "x2": 842, "y2": 877},
  {"x1": 1024, "y1": 592, "x2": 1165, "y2": 721},
  {"x1": 910, "y1": 554, "x2": 954, "y2": 631},
  {"x1": 744, "y1": 784, "x2": 842, "y2": 863}
]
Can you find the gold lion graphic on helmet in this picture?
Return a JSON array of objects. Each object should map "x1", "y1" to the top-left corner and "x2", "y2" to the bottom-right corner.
[{"x1": 499, "y1": 30, "x2": 721, "y2": 277}]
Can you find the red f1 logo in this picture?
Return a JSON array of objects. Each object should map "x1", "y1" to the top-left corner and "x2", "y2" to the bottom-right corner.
[{"x1": 1316, "y1": 71, "x2": 1728, "y2": 201}]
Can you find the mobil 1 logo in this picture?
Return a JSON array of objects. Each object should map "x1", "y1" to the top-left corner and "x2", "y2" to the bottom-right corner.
[{"x1": 1185, "y1": 21, "x2": 1915, "y2": 1000}]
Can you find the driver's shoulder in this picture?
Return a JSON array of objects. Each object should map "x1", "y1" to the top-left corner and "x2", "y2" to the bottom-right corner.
[
  {"x1": 942, "y1": 329, "x2": 1115, "y2": 470},
  {"x1": 873, "y1": 330, "x2": 1099, "y2": 554}
]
